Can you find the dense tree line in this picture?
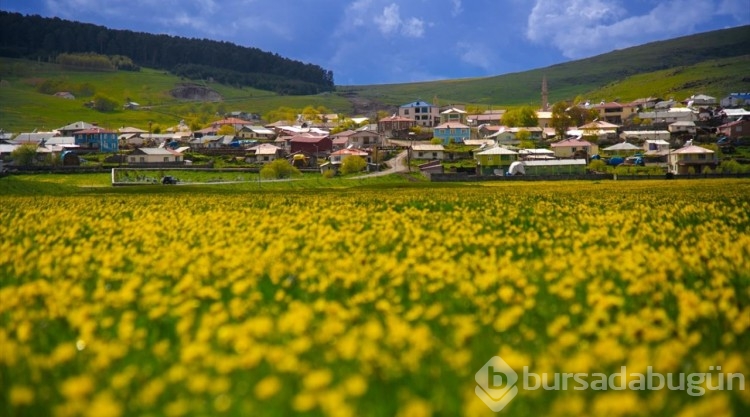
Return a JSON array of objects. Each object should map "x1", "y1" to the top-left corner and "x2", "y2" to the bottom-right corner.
[{"x1": 0, "y1": 11, "x2": 335, "y2": 95}]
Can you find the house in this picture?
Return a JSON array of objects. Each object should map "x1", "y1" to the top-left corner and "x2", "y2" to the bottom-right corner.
[
  {"x1": 11, "y1": 132, "x2": 58, "y2": 145},
  {"x1": 601, "y1": 142, "x2": 641, "y2": 156},
  {"x1": 237, "y1": 126, "x2": 276, "y2": 140},
  {"x1": 685, "y1": 94, "x2": 717, "y2": 107},
  {"x1": 479, "y1": 125, "x2": 503, "y2": 138},
  {"x1": 329, "y1": 148, "x2": 370, "y2": 164},
  {"x1": 591, "y1": 101, "x2": 638, "y2": 124},
  {"x1": 211, "y1": 117, "x2": 250, "y2": 132},
  {"x1": 73, "y1": 128, "x2": 118, "y2": 152},
  {"x1": 668, "y1": 144, "x2": 718, "y2": 174},
  {"x1": 717, "y1": 120, "x2": 750, "y2": 139},
  {"x1": 57, "y1": 121, "x2": 96, "y2": 137},
  {"x1": 487, "y1": 128, "x2": 518, "y2": 145},
  {"x1": 475, "y1": 146, "x2": 519, "y2": 175},
  {"x1": 54, "y1": 92, "x2": 75, "y2": 99},
  {"x1": 628, "y1": 97, "x2": 661, "y2": 110},
  {"x1": 128, "y1": 147, "x2": 182, "y2": 164},
  {"x1": 290, "y1": 134, "x2": 332, "y2": 156},
  {"x1": 644, "y1": 140, "x2": 671, "y2": 156},
  {"x1": 434, "y1": 122, "x2": 470, "y2": 145},
  {"x1": 467, "y1": 110, "x2": 505, "y2": 127},
  {"x1": 639, "y1": 107, "x2": 697, "y2": 124},
  {"x1": 721, "y1": 108, "x2": 750, "y2": 121},
  {"x1": 190, "y1": 135, "x2": 235, "y2": 149},
  {"x1": 440, "y1": 107, "x2": 468, "y2": 124},
  {"x1": 720, "y1": 93, "x2": 750, "y2": 107},
  {"x1": 577, "y1": 120, "x2": 620, "y2": 139},
  {"x1": 398, "y1": 101, "x2": 440, "y2": 127},
  {"x1": 521, "y1": 159, "x2": 588, "y2": 175},
  {"x1": 331, "y1": 130, "x2": 357, "y2": 150},
  {"x1": 536, "y1": 111, "x2": 553, "y2": 128},
  {"x1": 518, "y1": 148, "x2": 555, "y2": 160},
  {"x1": 411, "y1": 144, "x2": 445, "y2": 160},
  {"x1": 668, "y1": 121, "x2": 697, "y2": 135},
  {"x1": 550, "y1": 138, "x2": 598, "y2": 158},
  {"x1": 620, "y1": 130, "x2": 671, "y2": 142},
  {"x1": 247, "y1": 143, "x2": 282, "y2": 163},
  {"x1": 463, "y1": 139, "x2": 496, "y2": 148},
  {"x1": 378, "y1": 115, "x2": 415, "y2": 137},
  {"x1": 348, "y1": 131, "x2": 380, "y2": 148}
]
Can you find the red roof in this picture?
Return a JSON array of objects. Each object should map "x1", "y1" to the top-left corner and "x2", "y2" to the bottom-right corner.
[
  {"x1": 551, "y1": 138, "x2": 594, "y2": 148},
  {"x1": 212, "y1": 117, "x2": 248, "y2": 125},
  {"x1": 290, "y1": 134, "x2": 329, "y2": 143}
]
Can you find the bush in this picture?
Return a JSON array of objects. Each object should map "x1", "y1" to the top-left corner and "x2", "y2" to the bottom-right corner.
[
  {"x1": 340, "y1": 156, "x2": 367, "y2": 175},
  {"x1": 92, "y1": 93, "x2": 118, "y2": 112},
  {"x1": 11, "y1": 143, "x2": 38, "y2": 166},
  {"x1": 260, "y1": 159, "x2": 301, "y2": 179},
  {"x1": 588, "y1": 159, "x2": 607, "y2": 172}
]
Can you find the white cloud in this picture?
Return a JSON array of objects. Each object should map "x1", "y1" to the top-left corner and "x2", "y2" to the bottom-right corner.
[
  {"x1": 375, "y1": 3, "x2": 402, "y2": 35},
  {"x1": 402, "y1": 17, "x2": 426, "y2": 37},
  {"x1": 526, "y1": 0, "x2": 746, "y2": 59},
  {"x1": 373, "y1": 3, "x2": 426, "y2": 38},
  {"x1": 451, "y1": 0, "x2": 464, "y2": 17},
  {"x1": 457, "y1": 42, "x2": 493, "y2": 71}
]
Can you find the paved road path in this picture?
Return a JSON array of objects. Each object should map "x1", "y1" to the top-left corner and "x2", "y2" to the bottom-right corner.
[{"x1": 350, "y1": 150, "x2": 409, "y2": 179}]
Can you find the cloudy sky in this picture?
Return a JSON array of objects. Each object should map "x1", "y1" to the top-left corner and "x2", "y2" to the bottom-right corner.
[{"x1": 3, "y1": 0, "x2": 748, "y2": 85}]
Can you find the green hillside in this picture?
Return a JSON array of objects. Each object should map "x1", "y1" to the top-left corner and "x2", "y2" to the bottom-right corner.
[
  {"x1": 0, "y1": 60, "x2": 352, "y2": 132},
  {"x1": 1, "y1": 25, "x2": 749, "y2": 133},
  {"x1": 341, "y1": 25, "x2": 750, "y2": 108}
]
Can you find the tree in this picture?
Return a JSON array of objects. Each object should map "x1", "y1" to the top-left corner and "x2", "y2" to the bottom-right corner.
[
  {"x1": 260, "y1": 158, "x2": 301, "y2": 179},
  {"x1": 516, "y1": 129, "x2": 534, "y2": 148},
  {"x1": 217, "y1": 125, "x2": 235, "y2": 136},
  {"x1": 502, "y1": 106, "x2": 538, "y2": 127},
  {"x1": 340, "y1": 156, "x2": 367, "y2": 175},
  {"x1": 11, "y1": 143, "x2": 38, "y2": 166},
  {"x1": 92, "y1": 93, "x2": 117, "y2": 112},
  {"x1": 550, "y1": 102, "x2": 573, "y2": 138}
]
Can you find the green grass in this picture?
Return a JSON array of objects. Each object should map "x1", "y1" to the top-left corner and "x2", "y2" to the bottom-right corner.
[
  {"x1": 0, "y1": 60, "x2": 352, "y2": 132},
  {"x1": 0, "y1": 171, "x2": 457, "y2": 196}
]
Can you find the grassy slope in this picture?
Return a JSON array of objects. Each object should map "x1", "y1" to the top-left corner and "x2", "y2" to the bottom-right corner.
[
  {"x1": 341, "y1": 25, "x2": 750, "y2": 107},
  {"x1": 0, "y1": 60, "x2": 352, "y2": 132},
  {"x1": 1, "y1": 25, "x2": 749, "y2": 131}
]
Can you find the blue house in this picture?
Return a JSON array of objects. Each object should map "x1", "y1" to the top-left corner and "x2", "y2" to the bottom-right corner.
[
  {"x1": 398, "y1": 100, "x2": 439, "y2": 127},
  {"x1": 434, "y1": 122, "x2": 470, "y2": 145},
  {"x1": 73, "y1": 128, "x2": 119, "y2": 152}
]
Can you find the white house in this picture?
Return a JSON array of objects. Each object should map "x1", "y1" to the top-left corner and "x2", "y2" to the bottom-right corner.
[
  {"x1": 668, "y1": 145, "x2": 717, "y2": 175},
  {"x1": 128, "y1": 148, "x2": 182, "y2": 164},
  {"x1": 668, "y1": 121, "x2": 697, "y2": 135},
  {"x1": 411, "y1": 144, "x2": 445, "y2": 160},
  {"x1": 247, "y1": 143, "x2": 282, "y2": 163}
]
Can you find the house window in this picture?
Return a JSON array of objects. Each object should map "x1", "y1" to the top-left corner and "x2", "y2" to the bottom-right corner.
[
  {"x1": 140, "y1": 157, "x2": 145, "y2": 163},
  {"x1": 404, "y1": 109, "x2": 409, "y2": 115},
  {"x1": 264, "y1": 156, "x2": 269, "y2": 161},
  {"x1": 164, "y1": 157, "x2": 170, "y2": 162},
  {"x1": 571, "y1": 147, "x2": 577, "y2": 152},
  {"x1": 698, "y1": 154, "x2": 706, "y2": 160},
  {"x1": 432, "y1": 152, "x2": 437, "y2": 158}
]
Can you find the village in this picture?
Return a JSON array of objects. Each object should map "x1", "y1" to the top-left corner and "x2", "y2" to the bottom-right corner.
[{"x1": 2, "y1": 90, "x2": 749, "y2": 180}]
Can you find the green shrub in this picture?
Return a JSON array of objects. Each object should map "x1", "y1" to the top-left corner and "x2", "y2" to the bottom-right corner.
[{"x1": 260, "y1": 159, "x2": 301, "y2": 179}]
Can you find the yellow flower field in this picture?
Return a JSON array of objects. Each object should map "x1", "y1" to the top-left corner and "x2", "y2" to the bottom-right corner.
[{"x1": 1, "y1": 179, "x2": 749, "y2": 416}]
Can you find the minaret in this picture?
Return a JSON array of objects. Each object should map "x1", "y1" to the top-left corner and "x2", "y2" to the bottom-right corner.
[{"x1": 541, "y1": 76, "x2": 549, "y2": 111}]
